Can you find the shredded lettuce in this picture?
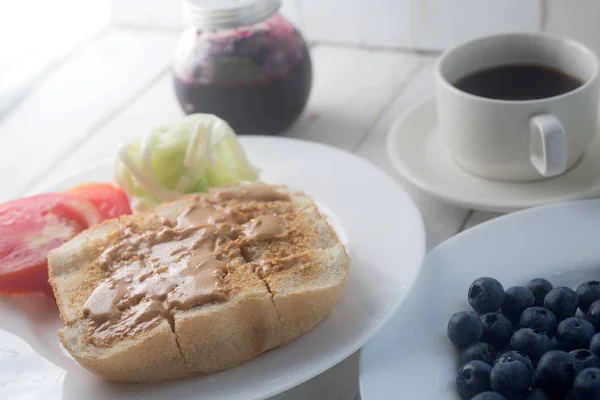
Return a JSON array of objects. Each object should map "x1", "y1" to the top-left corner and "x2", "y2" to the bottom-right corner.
[{"x1": 114, "y1": 114, "x2": 259, "y2": 211}]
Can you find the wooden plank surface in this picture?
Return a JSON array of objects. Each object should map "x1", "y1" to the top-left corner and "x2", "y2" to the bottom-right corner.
[
  {"x1": 354, "y1": 60, "x2": 471, "y2": 249},
  {"x1": 38, "y1": 45, "x2": 423, "y2": 188},
  {"x1": 37, "y1": 74, "x2": 181, "y2": 187},
  {"x1": 284, "y1": 46, "x2": 422, "y2": 150},
  {"x1": 271, "y1": 352, "x2": 359, "y2": 400},
  {"x1": 0, "y1": 27, "x2": 177, "y2": 202},
  {"x1": 462, "y1": 210, "x2": 504, "y2": 231}
]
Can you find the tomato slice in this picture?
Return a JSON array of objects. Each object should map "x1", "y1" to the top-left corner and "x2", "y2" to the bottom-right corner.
[
  {"x1": 0, "y1": 193, "x2": 101, "y2": 294},
  {"x1": 66, "y1": 183, "x2": 132, "y2": 220}
]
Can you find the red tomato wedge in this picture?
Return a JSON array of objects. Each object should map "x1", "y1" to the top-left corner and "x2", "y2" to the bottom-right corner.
[
  {"x1": 0, "y1": 194, "x2": 102, "y2": 294},
  {"x1": 66, "y1": 183, "x2": 132, "y2": 220}
]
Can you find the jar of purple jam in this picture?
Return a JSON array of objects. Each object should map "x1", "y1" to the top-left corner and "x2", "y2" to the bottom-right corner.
[{"x1": 173, "y1": 0, "x2": 312, "y2": 135}]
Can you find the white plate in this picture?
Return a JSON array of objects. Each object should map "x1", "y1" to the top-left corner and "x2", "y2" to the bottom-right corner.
[
  {"x1": 0, "y1": 136, "x2": 426, "y2": 400},
  {"x1": 359, "y1": 199, "x2": 600, "y2": 399},
  {"x1": 387, "y1": 98, "x2": 600, "y2": 212}
]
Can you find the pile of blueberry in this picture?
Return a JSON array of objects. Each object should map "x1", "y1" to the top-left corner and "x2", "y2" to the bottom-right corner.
[{"x1": 447, "y1": 277, "x2": 600, "y2": 399}]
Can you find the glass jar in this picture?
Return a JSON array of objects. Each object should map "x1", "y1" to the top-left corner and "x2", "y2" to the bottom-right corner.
[{"x1": 173, "y1": 0, "x2": 312, "y2": 135}]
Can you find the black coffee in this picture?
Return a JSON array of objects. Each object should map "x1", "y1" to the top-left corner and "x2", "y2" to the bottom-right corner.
[{"x1": 454, "y1": 64, "x2": 583, "y2": 101}]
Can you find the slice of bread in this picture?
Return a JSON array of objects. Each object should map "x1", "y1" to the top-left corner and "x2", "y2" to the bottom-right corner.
[{"x1": 48, "y1": 183, "x2": 351, "y2": 382}]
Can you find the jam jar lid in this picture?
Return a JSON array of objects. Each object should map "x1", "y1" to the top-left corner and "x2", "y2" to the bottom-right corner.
[{"x1": 182, "y1": 0, "x2": 281, "y2": 30}]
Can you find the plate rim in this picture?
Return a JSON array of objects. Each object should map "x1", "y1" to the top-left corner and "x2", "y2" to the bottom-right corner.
[
  {"x1": 28, "y1": 135, "x2": 427, "y2": 399},
  {"x1": 430, "y1": 197, "x2": 600, "y2": 255},
  {"x1": 386, "y1": 98, "x2": 600, "y2": 212}
]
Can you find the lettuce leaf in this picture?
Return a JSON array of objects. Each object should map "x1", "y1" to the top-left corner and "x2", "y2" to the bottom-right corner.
[{"x1": 114, "y1": 114, "x2": 259, "y2": 211}]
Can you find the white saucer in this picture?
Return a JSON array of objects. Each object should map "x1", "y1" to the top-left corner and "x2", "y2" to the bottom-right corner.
[{"x1": 387, "y1": 98, "x2": 600, "y2": 212}]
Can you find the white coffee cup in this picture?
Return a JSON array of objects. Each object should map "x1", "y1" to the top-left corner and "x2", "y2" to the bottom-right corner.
[{"x1": 436, "y1": 33, "x2": 600, "y2": 181}]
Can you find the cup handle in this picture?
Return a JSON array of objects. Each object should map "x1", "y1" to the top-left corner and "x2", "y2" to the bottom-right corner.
[{"x1": 529, "y1": 114, "x2": 567, "y2": 177}]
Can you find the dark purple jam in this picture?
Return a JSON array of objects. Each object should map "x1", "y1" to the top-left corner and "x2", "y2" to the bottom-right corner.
[{"x1": 173, "y1": 14, "x2": 312, "y2": 135}]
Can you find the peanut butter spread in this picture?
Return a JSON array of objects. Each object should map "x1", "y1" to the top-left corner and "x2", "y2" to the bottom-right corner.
[
  {"x1": 82, "y1": 184, "x2": 298, "y2": 346},
  {"x1": 209, "y1": 185, "x2": 291, "y2": 202}
]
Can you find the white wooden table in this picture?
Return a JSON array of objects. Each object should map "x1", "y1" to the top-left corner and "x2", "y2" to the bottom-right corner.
[{"x1": 0, "y1": 25, "x2": 499, "y2": 400}]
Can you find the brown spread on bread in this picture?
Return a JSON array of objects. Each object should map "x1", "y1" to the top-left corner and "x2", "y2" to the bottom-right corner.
[
  {"x1": 49, "y1": 182, "x2": 351, "y2": 382},
  {"x1": 243, "y1": 215, "x2": 285, "y2": 240},
  {"x1": 209, "y1": 184, "x2": 291, "y2": 202},
  {"x1": 83, "y1": 184, "x2": 291, "y2": 345},
  {"x1": 252, "y1": 253, "x2": 312, "y2": 279}
]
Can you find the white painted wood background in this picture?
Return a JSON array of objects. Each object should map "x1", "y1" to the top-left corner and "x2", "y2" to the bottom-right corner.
[
  {"x1": 109, "y1": 0, "x2": 600, "y2": 55},
  {"x1": 2, "y1": 1, "x2": 600, "y2": 399}
]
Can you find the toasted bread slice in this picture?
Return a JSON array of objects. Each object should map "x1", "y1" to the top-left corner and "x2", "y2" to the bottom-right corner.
[{"x1": 48, "y1": 183, "x2": 350, "y2": 382}]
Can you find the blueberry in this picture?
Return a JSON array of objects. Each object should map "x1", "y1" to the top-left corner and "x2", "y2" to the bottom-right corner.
[
  {"x1": 587, "y1": 299, "x2": 600, "y2": 331},
  {"x1": 550, "y1": 336, "x2": 559, "y2": 350},
  {"x1": 490, "y1": 359, "x2": 532, "y2": 399},
  {"x1": 510, "y1": 328, "x2": 553, "y2": 365},
  {"x1": 564, "y1": 389, "x2": 577, "y2": 400},
  {"x1": 591, "y1": 333, "x2": 600, "y2": 356},
  {"x1": 524, "y1": 389, "x2": 550, "y2": 399},
  {"x1": 577, "y1": 281, "x2": 600, "y2": 313},
  {"x1": 519, "y1": 307, "x2": 558, "y2": 337},
  {"x1": 573, "y1": 367, "x2": 600, "y2": 400},
  {"x1": 495, "y1": 350, "x2": 534, "y2": 372},
  {"x1": 544, "y1": 287, "x2": 579, "y2": 322},
  {"x1": 570, "y1": 349, "x2": 600, "y2": 371},
  {"x1": 576, "y1": 308, "x2": 587, "y2": 320},
  {"x1": 448, "y1": 311, "x2": 484, "y2": 347},
  {"x1": 472, "y1": 392, "x2": 507, "y2": 400},
  {"x1": 456, "y1": 360, "x2": 493, "y2": 399},
  {"x1": 469, "y1": 277, "x2": 506, "y2": 313},
  {"x1": 461, "y1": 343, "x2": 497, "y2": 366},
  {"x1": 527, "y1": 278, "x2": 554, "y2": 307},
  {"x1": 481, "y1": 312, "x2": 513, "y2": 349},
  {"x1": 502, "y1": 286, "x2": 535, "y2": 322},
  {"x1": 557, "y1": 318, "x2": 596, "y2": 351},
  {"x1": 533, "y1": 350, "x2": 578, "y2": 396}
]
